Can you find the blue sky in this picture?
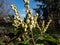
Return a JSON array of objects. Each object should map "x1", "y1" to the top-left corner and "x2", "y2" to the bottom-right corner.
[
  {"x1": 0, "y1": 0, "x2": 46, "y2": 19},
  {"x1": 10, "y1": 0, "x2": 37, "y2": 19}
]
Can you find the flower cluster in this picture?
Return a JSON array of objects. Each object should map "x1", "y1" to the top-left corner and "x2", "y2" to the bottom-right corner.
[{"x1": 11, "y1": 0, "x2": 52, "y2": 34}]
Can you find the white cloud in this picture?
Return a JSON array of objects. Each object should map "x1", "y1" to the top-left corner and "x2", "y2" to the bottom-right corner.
[
  {"x1": 20, "y1": 14, "x2": 26, "y2": 19},
  {"x1": 22, "y1": 9, "x2": 26, "y2": 12}
]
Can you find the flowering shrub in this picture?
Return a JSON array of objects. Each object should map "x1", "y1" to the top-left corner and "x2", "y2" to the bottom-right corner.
[{"x1": 0, "y1": 0, "x2": 60, "y2": 45}]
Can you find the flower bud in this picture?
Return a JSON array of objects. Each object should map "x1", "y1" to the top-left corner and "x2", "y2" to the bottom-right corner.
[
  {"x1": 36, "y1": 13, "x2": 39, "y2": 16},
  {"x1": 29, "y1": 10, "x2": 32, "y2": 14},
  {"x1": 29, "y1": 25, "x2": 33, "y2": 30},
  {"x1": 24, "y1": 24, "x2": 28, "y2": 28},
  {"x1": 22, "y1": 24, "x2": 24, "y2": 27},
  {"x1": 27, "y1": 14, "x2": 31, "y2": 18},
  {"x1": 24, "y1": 5, "x2": 29, "y2": 9},
  {"x1": 24, "y1": 28, "x2": 27, "y2": 31},
  {"x1": 26, "y1": 19, "x2": 30, "y2": 24},
  {"x1": 15, "y1": 12, "x2": 19, "y2": 16},
  {"x1": 30, "y1": 16, "x2": 34, "y2": 20},
  {"x1": 26, "y1": 10, "x2": 29, "y2": 13},
  {"x1": 31, "y1": 21, "x2": 34, "y2": 24},
  {"x1": 24, "y1": 0, "x2": 28, "y2": 3},
  {"x1": 20, "y1": 19, "x2": 23, "y2": 22}
]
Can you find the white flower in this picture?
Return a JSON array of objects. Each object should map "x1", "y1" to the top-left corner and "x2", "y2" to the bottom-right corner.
[
  {"x1": 11, "y1": 5, "x2": 15, "y2": 10},
  {"x1": 12, "y1": 7, "x2": 15, "y2": 10},
  {"x1": 27, "y1": 14, "x2": 31, "y2": 18},
  {"x1": 15, "y1": 9, "x2": 18, "y2": 13},
  {"x1": 29, "y1": 25, "x2": 33, "y2": 30},
  {"x1": 26, "y1": 10, "x2": 29, "y2": 13},
  {"x1": 15, "y1": 13, "x2": 19, "y2": 16},
  {"x1": 24, "y1": 24, "x2": 28, "y2": 28},
  {"x1": 26, "y1": 19, "x2": 30, "y2": 24},
  {"x1": 24, "y1": 5, "x2": 29, "y2": 9},
  {"x1": 20, "y1": 19, "x2": 23, "y2": 22},
  {"x1": 29, "y1": 10, "x2": 32, "y2": 14},
  {"x1": 22, "y1": 24, "x2": 24, "y2": 27},
  {"x1": 31, "y1": 16, "x2": 34, "y2": 20},
  {"x1": 31, "y1": 21, "x2": 34, "y2": 24},
  {"x1": 24, "y1": 28, "x2": 27, "y2": 31},
  {"x1": 36, "y1": 13, "x2": 39, "y2": 16},
  {"x1": 24, "y1": 0, "x2": 28, "y2": 3}
]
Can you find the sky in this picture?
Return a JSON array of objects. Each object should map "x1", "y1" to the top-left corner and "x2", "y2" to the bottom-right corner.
[
  {"x1": 10, "y1": 0, "x2": 37, "y2": 19},
  {"x1": 0, "y1": 0, "x2": 46, "y2": 19}
]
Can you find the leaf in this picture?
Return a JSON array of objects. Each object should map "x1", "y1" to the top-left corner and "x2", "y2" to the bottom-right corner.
[
  {"x1": 45, "y1": 35, "x2": 56, "y2": 42},
  {"x1": 38, "y1": 35, "x2": 45, "y2": 40},
  {"x1": 43, "y1": 34, "x2": 58, "y2": 44},
  {"x1": 21, "y1": 40, "x2": 29, "y2": 44},
  {"x1": 36, "y1": 44, "x2": 44, "y2": 45},
  {"x1": 0, "y1": 40, "x2": 3, "y2": 45},
  {"x1": 12, "y1": 28, "x2": 19, "y2": 35},
  {"x1": 8, "y1": 15, "x2": 14, "y2": 22}
]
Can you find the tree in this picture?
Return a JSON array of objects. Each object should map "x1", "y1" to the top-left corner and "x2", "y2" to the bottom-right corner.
[
  {"x1": 0, "y1": 0, "x2": 12, "y2": 17},
  {"x1": 34, "y1": 0, "x2": 60, "y2": 29},
  {"x1": 34, "y1": 0, "x2": 48, "y2": 26},
  {"x1": 45, "y1": 0, "x2": 60, "y2": 29}
]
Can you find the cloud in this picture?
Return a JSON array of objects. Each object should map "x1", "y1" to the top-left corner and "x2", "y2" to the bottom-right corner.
[
  {"x1": 20, "y1": 9, "x2": 26, "y2": 19},
  {"x1": 22, "y1": 9, "x2": 26, "y2": 12},
  {"x1": 20, "y1": 14, "x2": 26, "y2": 19}
]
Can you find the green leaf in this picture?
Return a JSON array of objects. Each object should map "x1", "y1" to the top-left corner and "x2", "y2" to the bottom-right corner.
[
  {"x1": 12, "y1": 28, "x2": 19, "y2": 35},
  {"x1": 43, "y1": 34, "x2": 58, "y2": 44},
  {"x1": 36, "y1": 44, "x2": 44, "y2": 45},
  {"x1": 45, "y1": 35, "x2": 56, "y2": 42},
  {"x1": 21, "y1": 40, "x2": 29, "y2": 44},
  {"x1": 38, "y1": 35, "x2": 45, "y2": 40},
  {"x1": 0, "y1": 40, "x2": 3, "y2": 45},
  {"x1": 8, "y1": 15, "x2": 14, "y2": 22}
]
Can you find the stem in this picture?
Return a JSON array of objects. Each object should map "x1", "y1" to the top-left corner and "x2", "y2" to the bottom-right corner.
[{"x1": 30, "y1": 30, "x2": 35, "y2": 45}]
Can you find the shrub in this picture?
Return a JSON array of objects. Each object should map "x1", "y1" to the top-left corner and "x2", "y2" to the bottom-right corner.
[{"x1": 0, "y1": 0, "x2": 59, "y2": 45}]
